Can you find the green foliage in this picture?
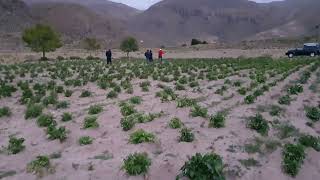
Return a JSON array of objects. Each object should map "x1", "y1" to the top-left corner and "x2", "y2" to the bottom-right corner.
[
  {"x1": 179, "y1": 127, "x2": 195, "y2": 142},
  {"x1": 46, "y1": 124, "x2": 67, "y2": 142},
  {"x1": 79, "y1": 136, "x2": 93, "y2": 146},
  {"x1": 156, "y1": 87, "x2": 177, "y2": 102},
  {"x1": 244, "y1": 95, "x2": 255, "y2": 104},
  {"x1": 27, "y1": 156, "x2": 51, "y2": 175},
  {"x1": 88, "y1": 105, "x2": 103, "y2": 115},
  {"x1": 120, "y1": 103, "x2": 136, "y2": 116},
  {"x1": 299, "y1": 134, "x2": 320, "y2": 151},
  {"x1": 107, "y1": 90, "x2": 118, "y2": 99},
  {"x1": 239, "y1": 158, "x2": 261, "y2": 169},
  {"x1": 120, "y1": 37, "x2": 139, "y2": 58},
  {"x1": 129, "y1": 96, "x2": 142, "y2": 105},
  {"x1": 0, "y1": 106, "x2": 11, "y2": 118},
  {"x1": 122, "y1": 152, "x2": 151, "y2": 175},
  {"x1": 237, "y1": 87, "x2": 247, "y2": 95},
  {"x1": 37, "y1": 114, "x2": 56, "y2": 127},
  {"x1": 80, "y1": 90, "x2": 91, "y2": 98},
  {"x1": 275, "y1": 122, "x2": 300, "y2": 139},
  {"x1": 42, "y1": 91, "x2": 58, "y2": 106},
  {"x1": 269, "y1": 105, "x2": 283, "y2": 116},
  {"x1": 177, "y1": 97, "x2": 196, "y2": 108},
  {"x1": 83, "y1": 116, "x2": 99, "y2": 129},
  {"x1": 305, "y1": 106, "x2": 320, "y2": 122},
  {"x1": 120, "y1": 115, "x2": 136, "y2": 131},
  {"x1": 64, "y1": 90, "x2": 73, "y2": 97},
  {"x1": 169, "y1": 117, "x2": 183, "y2": 129},
  {"x1": 209, "y1": 112, "x2": 226, "y2": 128},
  {"x1": 25, "y1": 104, "x2": 43, "y2": 119},
  {"x1": 282, "y1": 143, "x2": 305, "y2": 177},
  {"x1": 190, "y1": 105, "x2": 207, "y2": 118},
  {"x1": 7, "y1": 137, "x2": 25, "y2": 154},
  {"x1": 61, "y1": 112, "x2": 72, "y2": 122},
  {"x1": 287, "y1": 84, "x2": 303, "y2": 95},
  {"x1": 83, "y1": 38, "x2": 100, "y2": 52},
  {"x1": 129, "y1": 129, "x2": 155, "y2": 144},
  {"x1": 178, "y1": 153, "x2": 225, "y2": 180},
  {"x1": 247, "y1": 114, "x2": 269, "y2": 136},
  {"x1": 22, "y1": 24, "x2": 62, "y2": 58},
  {"x1": 278, "y1": 95, "x2": 292, "y2": 105},
  {"x1": 56, "y1": 101, "x2": 69, "y2": 109}
]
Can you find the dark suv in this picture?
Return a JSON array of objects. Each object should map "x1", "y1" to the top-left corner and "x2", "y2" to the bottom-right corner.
[{"x1": 286, "y1": 43, "x2": 320, "y2": 58}]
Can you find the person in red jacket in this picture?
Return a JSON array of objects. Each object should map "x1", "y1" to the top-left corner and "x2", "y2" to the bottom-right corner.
[{"x1": 158, "y1": 49, "x2": 164, "y2": 63}]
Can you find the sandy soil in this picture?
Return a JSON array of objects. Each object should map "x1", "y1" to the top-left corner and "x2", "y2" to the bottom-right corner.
[
  {"x1": 0, "y1": 60, "x2": 319, "y2": 180},
  {"x1": 0, "y1": 48, "x2": 286, "y2": 64}
]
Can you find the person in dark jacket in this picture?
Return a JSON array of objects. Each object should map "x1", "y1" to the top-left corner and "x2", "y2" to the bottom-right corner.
[
  {"x1": 106, "y1": 49, "x2": 112, "y2": 64},
  {"x1": 145, "y1": 50, "x2": 150, "y2": 63},
  {"x1": 149, "y1": 50, "x2": 153, "y2": 62}
]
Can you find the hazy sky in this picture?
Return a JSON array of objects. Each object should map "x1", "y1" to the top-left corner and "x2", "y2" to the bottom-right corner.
[{"x1": 109, "y1": 0, "x2": 284, "y2": 10}]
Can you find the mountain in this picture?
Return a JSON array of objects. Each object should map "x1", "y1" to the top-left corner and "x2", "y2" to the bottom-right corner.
[
  {"x1": 23, "y1": 0, "x2": 140, "y2": 20},
  {"x1": 128, "y1": 0, "x2": 320, "y2": 46}
]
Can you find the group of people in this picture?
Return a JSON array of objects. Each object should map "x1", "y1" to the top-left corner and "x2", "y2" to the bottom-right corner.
[{"x1": 105, "y1": 48, "x2": 165, "y2": 64}]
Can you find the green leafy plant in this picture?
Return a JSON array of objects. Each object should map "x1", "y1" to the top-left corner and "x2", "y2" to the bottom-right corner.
[
  {"x1": 298, "y1": 134, "x2": 320, "y2": 151},
  {"x1": 79, "y1": 136, "x2": 93, "y2": 146},
  {"x1": 179, "y1": 127, "x2": 195, "y2": 142},
  {"x1": 275, "y1": 122, "x2": 300, "y2": 139},
  {"x1": 156, "y1": 87, "x2": 177, "y2": 102},
  {"x1": 287, "y1": 84, "x2": 303, "y2": 95},
  {"x1": 80, "y1": 90, "x2": 91, "y2": 98},
  {"x1": 129, "y1": 129, "x2": 155, "y2": 144},
  {"x1": 107, "y1": 90, "x2": 118, "y2": 99},
  {"x1": 25, "y1": 104, "x2": 43, "y2": 119},
  {"x1": 282, "y1": 143, "x2": 305, "y2": 177},
  {"x1": 88, "y1": 105, "x2": 103, "y2": 115},
  {"x1": 83, "y1": 116, "x2": 99, "y2": 129},
  {"x1": 269, "y1": 105, "x2": 283, "y2": 116},
  {"x1": 120, "y1": 115, "x2": 136, "y2": 131},
  {"x1": 7, "y1": 137, "x2": 25, "y2": 154},
  {"x1": 237, "y1": 87, "x2": 247, "y2": 95},
  {"x1": 305, "y1": 106, "x2": 320, "y2": 122},
  {"x1": 190, "y1": 105, "x2": 207, "y2": 118},
  {"x1": 177, "y1": 98, "x2": 196, "y2": 108},
  {"x1": 209, "y1": 112, "x2": 226, "y2": 128},
  {"x1": 64, "y1": 90, "x2": 73, "y2": 97},
  {"x1": 247, "y1": 114, "x2": 269, "y2": 136},
  {"x1": 169, "y1": 117, "x2": 183, "y2": 129},
  {"x1": 26, "y1": 156, "x2": 51, "y2": 176},
  {"x1": 0, "y1": 106, "x2": 11, "y2": 118},
  {"x1": 122, "y1": 152, "x2": 151, "y2": 175},
  {"x1": 130, "y1": 96, "x2": 142, "y2": 105},
  {"x1": 56, "y1": 101, "x2": 69, "y2": 109},
  {"x1": 46, "y1": 124, "x2": 67, "y2": 142},
  {"x1": 37, "y1": 114, "x2": 56, "y2": 127},
  {"x1": 177, "y1": 153, "x2": 225, "y2": 180},
  {"x1": 278, "y1": 95, "x2": 292, "y2": 105},
  {"x1": 61, "y1": 112, "x2": 72, "y2": 122},
  {"x1": 120, "y1": 103, "x2": 136, "y2": 116},
  {"x1": 244, "y1": 95, "x2": 255, "y2": 104}
]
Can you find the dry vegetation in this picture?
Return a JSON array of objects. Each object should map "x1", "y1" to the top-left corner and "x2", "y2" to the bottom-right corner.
[{"x1": 0, "y1": 57, "x2": 320, "y2": 180}]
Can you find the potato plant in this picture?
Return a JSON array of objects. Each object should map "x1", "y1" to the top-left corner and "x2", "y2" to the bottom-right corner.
[{"x1": 122, "y1": 152, "x2": 151, "y2": 176}]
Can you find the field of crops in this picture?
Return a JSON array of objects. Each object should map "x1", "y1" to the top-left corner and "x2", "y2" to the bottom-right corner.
[{"x1": 1, "y1": 57, "x2": 320, "y2": 180}]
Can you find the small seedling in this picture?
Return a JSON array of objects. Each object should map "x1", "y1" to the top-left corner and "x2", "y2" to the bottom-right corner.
[
  {"x1": 190, "y1": 105, "x2": 207, "y2": 118},
  {"x1": 61, "y1": 112, "x2": 72, "y2": 122},
  {"x1": 27, "y1": 156, "x2": 51, "y2": 177},
  {"x1": 37, "y1": 114, "x2": 56, "y2": 127},
  {"x1": 25, "y1": 104, "x2": 43, "y2": 119},
  {"x1": 7, "y1": 137, "x2": 25, "y2": 154},
  {"x1": 46, "y1": 124, "x2": 67, "y2": 142},
  {"x1": 83, "y1": 116, "x2": 99, "y2": 129},
  {"x1": 169, "y1": 117, "x2": 183, "y2": 129},
  {"x1": 0, "y1": 106, "x2": 11, "y2": 118},
  {"x1": 209, "y1": 112, "x2": 226, "y2": 128},
  {"x1": 80, "y1": 90, "x2": 91, "y2": 98},
  {"x1": 129, "y1": 96, "x2": 142, "y2": 105},
  {"x1": 88, "y1": 105, "x2": 103, "y2": 115},
  {"x1": 179, "y1": 127, "x2": 195, "y2": 142},
  {"x1": 129, "y1": 129, "x2": 155, "y2": 144},
  {"x1": 247, "y1": 114, "x2": 269, "y2": 136},
  {"x1": 122, "y1": 152, "x2": 151, "y2": 175},
  {"x1": 79, "y1": 136, "x2": 93, "y2": 146}
]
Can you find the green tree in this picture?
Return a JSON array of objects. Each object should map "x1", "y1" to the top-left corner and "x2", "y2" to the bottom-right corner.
[
  {"x1": 83, "y1": 38, "x2": 101, "y2": 56},
  {"x1": 120, "y1": 37, "x2": 139, "y2": 58},
  {"x1": 22, "y1": 24, "x2": 62, "y2": 60}
]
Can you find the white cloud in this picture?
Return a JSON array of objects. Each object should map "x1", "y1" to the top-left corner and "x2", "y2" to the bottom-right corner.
[{"x1": 109, "y1": 0, "x2": 284, "y2": 10}]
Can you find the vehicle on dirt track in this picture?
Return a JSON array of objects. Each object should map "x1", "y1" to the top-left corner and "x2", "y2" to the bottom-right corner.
[{"x1": 285, "y1": 43, "x2": 320, "y2": 58}]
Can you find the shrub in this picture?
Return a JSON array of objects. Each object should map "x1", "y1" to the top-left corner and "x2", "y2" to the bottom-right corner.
[
  {"x1": 287, "y1": 84, "x2": 303, "y2": 95},
  {"x1": 299, "y1": 134, "x2": 320, "y2": 151},
  {"x1": 282, "y1": 143, "x2": 305, "y2": 177},
  {"x1": 61, "y1": 112, "x2": 72, "y2": 122},
  {"x1": 305, "y1": 107, "x2": 320, "y2": 122},
  {"x1": 190, "y1": 105, "x2": 207, "y2": 118},
  {"x1": 244, "y1": 95, "x2": 255, "y2": 104},
  {"x1": 269, "y1": 105, "x2": 283, "y2": 116},
  {"x1": 156, "y1": 87, "x2": 177, "y2": 102},
  {"x1": 129, "y1": 129, "x2": 155, "y2": 144},
  {"x1": 120, "y1": 103, "x2": 136, "y2": 116},
  {"x1": 37, "y1": 114, "x2": 56, "y2": 127},
  {"x1": 27, "y1": 156, "x2": 51, "y2": 175},
  {"x1": 107, "y1": 90, "x2": 118, "y2": 99},
  {"x1": 25, "y1": 104, "x2": 43, "y2": 119},
  {"x1": 0, "y1": 106, "x2": 11, "y2": 118},
  {"x1": 247, "y1": 114, "x2": 269, "y2": 136},
  {"x1": 177, "y1": 98, "x2": 196, "y2": 108},
  {"x1": 56, "y1": 86, "x2": 64, "y2": 93},
  {"x1": 83, "y1": 116, "x2": 99, "y2": 129},
  {"x1": 178, "y1": 153, "x2": 225, "y2": 180},
  {"x1": 42, "y1": 91, "x2": 58, "y2": 106},
  {"x1": 120, "y1": 115, "x2": 136, "y2": 131},
  {"x1": 79, "y1": 136, "x2": 93, "y2": 146},
  {"x1": 169, "y1": 117, "x2": 183, "y2": 129},
  {"x1": 130, "y1": 96, "x2": 142, "y2": 105},
  {"x1": 237, "y1": 87, "x2": 247, "y2": 95},
  {"x1": 8, "y1": 137, "x2": 25, "y2": 154},
  {"x1": 278, "y1": 95, "x2": 292, "y2": 105},
  {"x1": 64, "y1": 90, "x2": 73, "y2": 97},
  {"x1": 209, "y1": 112, "x2": 226, "y2": 128},
  {"x1": 122, "y1": 152, "x2": 151, "y2": 175},
  {"x1": 80, "y1": 90, "x2": 91, "y2": 98},
  {"x1": 56, "y1": 101, "x2": 69, "y2": 109},
  {"x1": 88, "y1": 105, "x2": 103, "y2": 115},
  {"x1": 46, "y1": 124, "x2": 67, "y2": 142},
  {"x1": 179, "y1": 128, "x2": 195, "y2": 142}
]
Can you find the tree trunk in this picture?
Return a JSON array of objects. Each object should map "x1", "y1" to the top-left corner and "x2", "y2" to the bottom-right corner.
[{"x1": 42, "y1": 50, "x2": 46, "y2": 60}]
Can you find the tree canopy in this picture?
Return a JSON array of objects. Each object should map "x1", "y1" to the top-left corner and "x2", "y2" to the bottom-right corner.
[
  {"x1": 120, "y1": 37, "x2": 139, "y2": 58},
  {"x1": 22, "y1": 24, "x2": 62, "y2": 59},
  {"x1": 83, "y1": 38, "x2": 101, "y2": 54}
]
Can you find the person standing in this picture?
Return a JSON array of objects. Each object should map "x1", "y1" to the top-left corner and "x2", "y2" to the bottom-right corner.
[
  {"x1": 145, "y1": 50, "x2": 150, "y2": 63},
  {"x1": 149, "y1": 50, "x2": 153, "y2": 63},
  {"x1": 106, "y1": 49, "x2": 112, "y2": 64},
  {"x1": 158, "y1": 48, "x2": 164, "y2": 63}
]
